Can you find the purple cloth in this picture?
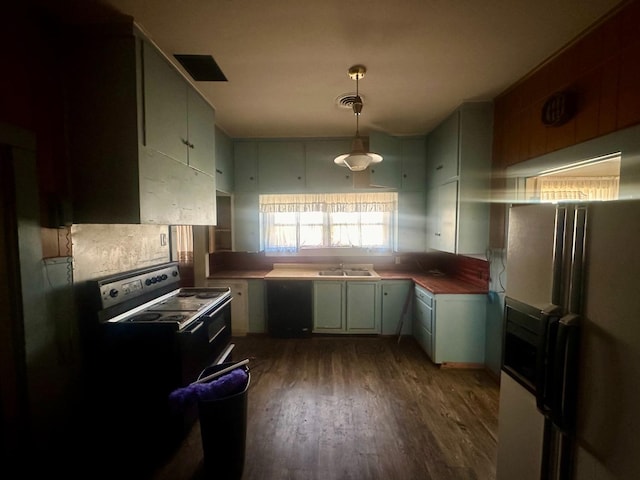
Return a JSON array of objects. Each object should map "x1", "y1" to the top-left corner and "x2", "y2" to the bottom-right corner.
[{"x1": 168, "y1": 368, "x2": 248, "y2": 412}]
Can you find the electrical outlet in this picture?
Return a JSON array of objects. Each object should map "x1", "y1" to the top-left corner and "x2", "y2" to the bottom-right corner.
[{"x1": 160, "y1": 233, "x2": 167, "y2": 246}]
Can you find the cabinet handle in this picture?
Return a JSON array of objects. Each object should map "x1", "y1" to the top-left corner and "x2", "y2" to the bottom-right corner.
[
  {"x1": 297, "y1": 176, "x2": 302, "y2": 180},
  {"x1": 249, "y1": 176, "x2": 255, "y2": 181},
  {"x1": 435, "y1": 232, "x2": 441, "y2": 237},
  {"x1": 189, "y1": 142, "x2": 195, "y2": 149},
  {"x1": 216, "y1": 169, "x2": 223, "y2": 174},
  {"x1": 181, "y1": 138, "x2": 189, "y2": 146},
  {"x1": 384, "y1": 292, "x2": 388, "y2": 296},
  {"x1": 371, "y1": 169, "x2": 375, "y2": 173},
  {"x1": 436, "y1": 165, "x2": 443, "y2": 170},
  {"x1": 237, "y1": 291, "x2": 242, "y2": 296}
]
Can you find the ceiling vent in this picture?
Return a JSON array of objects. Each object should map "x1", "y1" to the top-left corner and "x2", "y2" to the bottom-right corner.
[
  {"x1": 173, "y1": 54, "x2": 228, "y2": 82},
  {"x1": 335, "y1": 93, "x2": 365, "y2": 109}
]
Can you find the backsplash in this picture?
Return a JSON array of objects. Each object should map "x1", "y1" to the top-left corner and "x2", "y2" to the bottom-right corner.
[
  {"x1": 209, "y1": 251, "x2": 490, "y2": 289},
  {"x1": 71, "y1": 224, "x2": 170, "y2": 282}
]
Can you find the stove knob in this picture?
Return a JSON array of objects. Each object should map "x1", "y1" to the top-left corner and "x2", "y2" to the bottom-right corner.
[
  {"x1": 156, "y1": 275, "x2": 162, "y2": 282},
  {"x1": 172, "y1": 271, "x2": 178, "y2": 277},
  {"x1": 145, "y1": 279, "x2": 152, "y2": 286},
  {"x1": 109, "y1": 288, "x2": 119, "y2": 298},
  {"x1": 161, "y1": 274, "x2": 168, "y2": 280},
  {"x1": 151, "y1": 277, "x2": 157, "y2": 284}
]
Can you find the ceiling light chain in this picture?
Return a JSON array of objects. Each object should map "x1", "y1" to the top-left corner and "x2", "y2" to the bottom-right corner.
[{"x1": 333, "y1": 65, "x2": 383, "y2": 172}]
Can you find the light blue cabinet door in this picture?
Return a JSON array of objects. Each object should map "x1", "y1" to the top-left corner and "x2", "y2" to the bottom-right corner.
[
  {"x1": 346, "y1": 282, "x2": 379, "y2": 332},
  {"x1": 143, "y1": 41, "x2": 188, "y2": 164},
  {"x1": 247, "y1": 279, "x2": 266, "y2": 333},
  {"x1": 426, "y1": 110, "x2": 459, "y2": 187},
  {"x1": 369, "y1": 131, "x2": 401, "y2": 188},
  {"x1": 187, "y1": 89, "x2": 215, "y2": 176},
  {"x1": 305, "y1": 140, "x2": 354, "y2": 192},
  {"x1": 381, "y1": 281, "x2": 413, "y2": 335},
  {"x1": 400, "y1": 137, "x2": 427, "y2": 191},
  {"x1": 215, "y1": 126, "x2": 233, "y2": 193},
  {"x1": 233, "y1": 142, "x2": 258, "y2": 192},
  {"x1": 258, "y1": 141, "x2": 306, "y2": 192},
  {"x1": 313, "y1": 281, "x2": 345, "y2": 332},
  {"x1": 432, "y1": 294, "x2": 486, "y2": 365}
]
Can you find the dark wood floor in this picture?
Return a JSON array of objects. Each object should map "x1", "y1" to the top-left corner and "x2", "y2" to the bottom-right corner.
[{"x1": 151, "y1": 335, "x2": 500, "y2": 480}]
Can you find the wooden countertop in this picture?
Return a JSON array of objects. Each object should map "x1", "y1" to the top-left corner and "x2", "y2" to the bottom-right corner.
[{"x1": 207, "y1": 268, "x2": 487, "y2": 295}]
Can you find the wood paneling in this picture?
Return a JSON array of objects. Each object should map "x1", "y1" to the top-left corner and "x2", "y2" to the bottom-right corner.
[{"x1": 490, "y1": 0, "x2": 640, "y2": 247}]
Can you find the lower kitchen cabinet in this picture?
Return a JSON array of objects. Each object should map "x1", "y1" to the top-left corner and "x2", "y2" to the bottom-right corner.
[
  {"x1": 413, "y1": 286, "x2": 434, "y2": 359},
  {"x1": 413, "y1": 285, "x2": 486, "y2": 365},
  {"x1": 313, "y1": 281, "x2": 379, "y2": 334},
  {"x1": 206, "y1": 279, "x2": 248, "y2": 336},
  {"x1": 380, "y1": 280, "x2": 413, "y2": 335},
  {"x1": 247, "y1": 279, "x2": 266, "y2": 333}
]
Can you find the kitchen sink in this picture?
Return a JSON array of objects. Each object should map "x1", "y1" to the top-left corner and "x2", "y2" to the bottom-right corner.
[
  {"x1": 344, "y1": 271, "x2": 372, "y2": 276},
  {"x1": 317, "y1": 270, "x2": 372, "y2": 277}
]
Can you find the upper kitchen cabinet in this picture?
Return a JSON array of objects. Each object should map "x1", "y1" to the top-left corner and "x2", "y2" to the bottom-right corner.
[
  {"x1": 425, "y1": 102, "x2": 493, "y2": 255},
  {"x1": 64, "y1": 23, "x2": 216, "y2": 225},
  {"x1": 400, "y1": 137, "x2": 427, "y2": 191},
  {"x1": 143, "y1": 42, "x2": 216, "y2": 176},
  {"x1": 257, "y1": 141, "x2": 306, "y2": 193},
  {"x1": 233, "y1": 141, "x2": 259, "y2": 192},
  {"x1": 305, "y1": 140, "x2": 354, "y2": 192},
  {"x1": 369, "y1": 132, "x2": 427, "y2": 191},
  {"x1": 369, "y1": 131, "x2": 402, "y2": 188},
  {"x1": 215, "y1": 126, "x2": 234, "y2": 194}
]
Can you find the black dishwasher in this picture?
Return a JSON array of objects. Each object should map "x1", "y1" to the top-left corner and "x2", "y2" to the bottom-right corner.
[{"x1": 266, "y1": 281, "x2": 313, "y2": 338}]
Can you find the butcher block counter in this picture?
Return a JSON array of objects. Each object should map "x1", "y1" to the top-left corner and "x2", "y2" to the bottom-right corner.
[{"x1": 207, "y1": 263, "x2": 487, "y2": 295}]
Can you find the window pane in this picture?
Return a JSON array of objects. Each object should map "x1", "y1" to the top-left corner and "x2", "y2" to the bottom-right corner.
[{"x1": 300, "y1": 225, "x2": 323, "y2": 247}]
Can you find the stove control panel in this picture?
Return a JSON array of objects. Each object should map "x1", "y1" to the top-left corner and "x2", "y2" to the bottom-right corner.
[{"x1": 98, "y1": 263, "x2": 181, "y2": 309}]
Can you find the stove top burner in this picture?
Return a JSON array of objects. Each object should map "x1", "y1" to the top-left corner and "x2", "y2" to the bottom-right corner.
[
  {"x1": 194, "y1": 292, "x2": 221, "y2": 299},
  {"x1": 162, "y1": 314, "x2": 188, "y2": 322},
  {"x1": 127, "y1": 312, "x2": 163, "y2": 322}
]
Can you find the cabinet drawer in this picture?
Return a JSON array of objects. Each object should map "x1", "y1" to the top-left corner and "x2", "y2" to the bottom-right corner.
[
  {"x1": 414, "y1": 286, "x2": 433, "y2": 306},
  {"x1": 415, "y1": 298, "x2": 433, "y2": 333}
]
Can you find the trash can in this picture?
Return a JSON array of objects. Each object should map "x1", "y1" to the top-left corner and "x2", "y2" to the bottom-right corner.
[{"x1": 197, "y1": 362, "x2": 250, "y2": 480}]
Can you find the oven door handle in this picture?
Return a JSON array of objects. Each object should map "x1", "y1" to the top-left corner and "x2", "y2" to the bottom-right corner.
[
  {"x1": 203, "y1": 297, "x2": 233, "y2": 319},
  {"x1": 183, "y1": 320, "x2": 204, "y2": 334}
]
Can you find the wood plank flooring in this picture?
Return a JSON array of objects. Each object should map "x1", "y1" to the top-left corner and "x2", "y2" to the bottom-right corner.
[{"x1": 152, "y1": 335, "x2": 500, "y2": 480}]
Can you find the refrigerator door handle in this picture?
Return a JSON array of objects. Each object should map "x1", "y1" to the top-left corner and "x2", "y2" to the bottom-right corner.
[
  {"x1": 551, "y1": 206, "x2": 567, "y2": 306},
  {"x1": 568, "y1": 206, "x2": 588, "y2": 314},
  {"x1": 552, "y1": 313, "x2": 580, "y2": 434},
  {"x1": 536, "y1": 305, "x2": 562, "y2": 415}
]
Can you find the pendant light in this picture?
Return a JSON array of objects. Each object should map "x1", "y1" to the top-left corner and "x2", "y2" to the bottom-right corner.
[{"x1": 334, "y1": 65, "x2": 383, "y2": 171}]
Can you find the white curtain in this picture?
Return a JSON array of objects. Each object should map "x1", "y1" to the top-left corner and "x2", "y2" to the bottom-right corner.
[
  {"x1": 537, "y1": 176, "x2": 619, "y2": 201},
  {"x1": 259, "y1": 192, "x2": 397, "y2": 253},
  {"x1": 175, "y1": 225, "x2": 193, "y2": 264},
  {"x1": 259, "y1": 192, "x2": 397, "y2": 213}
]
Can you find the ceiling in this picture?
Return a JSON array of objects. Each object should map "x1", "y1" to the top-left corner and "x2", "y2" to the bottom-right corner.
[{"x1": 46, "y1": 0, "x2": 623, "y2": 139}]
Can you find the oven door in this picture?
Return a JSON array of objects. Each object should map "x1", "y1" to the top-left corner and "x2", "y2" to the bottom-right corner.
[{"x1": 178, "y1": 296, "x2": 233, "y2": 384}]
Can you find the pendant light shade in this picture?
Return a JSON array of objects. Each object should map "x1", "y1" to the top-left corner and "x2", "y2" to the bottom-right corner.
[
  {"x1": 333, "y1": 135, "x2": 383, "y2": 171},
  {"x1": 334, "y1": 65, "x2": 383, "y2": 171}
]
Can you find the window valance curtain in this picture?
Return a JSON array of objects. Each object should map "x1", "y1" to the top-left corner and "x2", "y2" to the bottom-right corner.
[
  {"x1": 538, "y1": 176, "x2": 619, "y2": 201},
  {"x1": 259, "y1": 192, "x2": 397, "y2": 213}
]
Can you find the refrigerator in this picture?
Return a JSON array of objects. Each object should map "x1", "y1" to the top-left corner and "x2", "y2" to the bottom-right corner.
[{"x1": 496, "y1": 200, "x2": 640, "y2": 480}]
